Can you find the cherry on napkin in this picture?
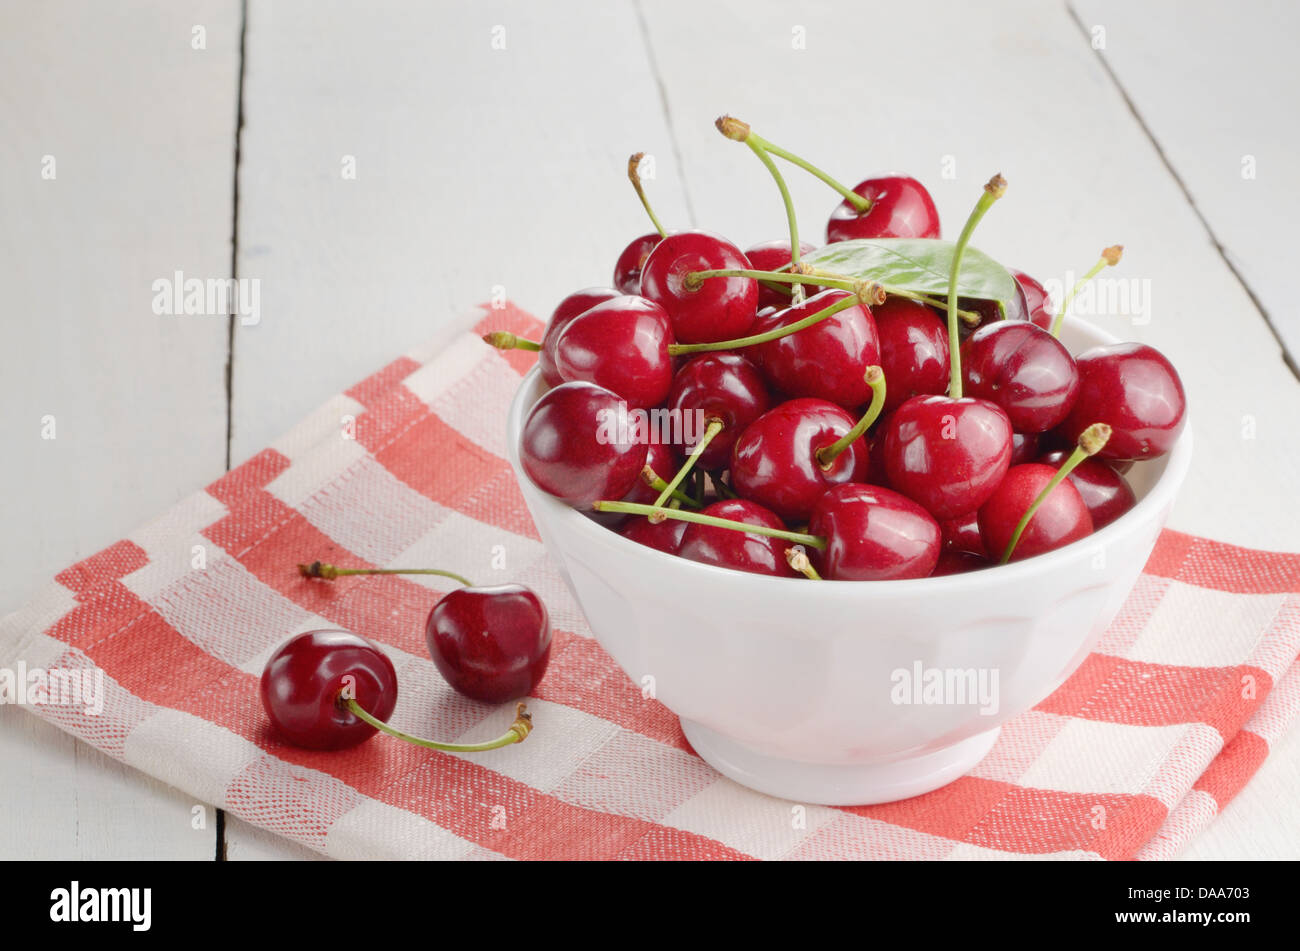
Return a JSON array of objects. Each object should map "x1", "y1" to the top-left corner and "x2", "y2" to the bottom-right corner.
[{"x1": 2, "y1": 303, "x2": 1297, "y2": 860}]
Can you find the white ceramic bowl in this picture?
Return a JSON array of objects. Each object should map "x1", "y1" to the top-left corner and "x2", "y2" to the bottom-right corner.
[{"x1": 505, "y1": 317, "x2": 1192, "y2": 805}]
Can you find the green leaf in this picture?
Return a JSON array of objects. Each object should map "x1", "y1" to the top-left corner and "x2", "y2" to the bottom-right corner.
[{"x1": 802, "y1": 238, "x2": 1017, "y2": 304}]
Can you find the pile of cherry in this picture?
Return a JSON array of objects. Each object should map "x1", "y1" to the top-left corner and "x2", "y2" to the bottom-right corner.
[{"x1": 498, "y1": 115, "x2": 1187, "y2": 582}]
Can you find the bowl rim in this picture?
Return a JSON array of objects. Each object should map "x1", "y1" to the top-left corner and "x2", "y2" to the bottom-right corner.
[{"x1": 505, "y1": 316, "x2": 1193, "y2": 595}]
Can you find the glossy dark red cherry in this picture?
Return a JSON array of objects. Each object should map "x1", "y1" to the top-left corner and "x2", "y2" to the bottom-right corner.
[
  {"x1": 961, "y1": 320, "x2": 1080, "y2": 433},
  {"x1": 260, "y1": 629, "x2": 398, "y2": 750},
  {"x1": 538, "y1": 287, "x2": 622, "y2": 386},
  {"x1": 978, "y1": 463, "x2": 1093, "y2": 561},
  {"x1": 1012, "y1": 269, "x2": 1054, "y2": 330},
  {"x1": 621, "y1": 515, "x2": 688, "y2": 554},
  {"x1": 730, "y1": 398, "x2": 870, "y2": 523},
  {"x1": 1038, "y1": 450, "x2": 1136, "y2": 530},
  {"x1": 1011, "y1": 431, "x2": 1041, "y2": 466},
  {"x1": 881, "y1": 395, "x2": 1014, "y2": 520},
  {"x1": 520, "y1": 381, "x2": 648, "y2": 507},
  {"x1": 639, "y1": 230, "x2": 758, "y2": 344},
  {"x1": 614, "y1": 233, "x2": 662, "y2": 295},
  {"x1": 825, "y1": 174, "x2": 941, "y2": 243},
  {"x1": 931, "y1": 550, "x2": 991, "y2": 576},
  {"x1": 666, "y1": 353, "x2": 771, "y2": 469},
  {"x1": 872, "y1": 296, "x2": 950, "y2": 414},
  {"x1": 808, "y1": 483, "x2": 941, "y2": 580},
  {"x1": 426, "y1": 585, "x2": 551, "y2": 703},
  {"x1": 552, "y1": 295, "x2": 675, "y2": 408},
  {"x1": 744, "y1": 239, "x2": 817, "y2": 310},
  {"x1": 1057, "y1": 343, "x2": 1187, "y2": 461},
  {"x1": 753, "y1": 289, "x2": 881, "y2": 409},
  {"x1": 939, "y1": 513, "x2": 988, "y2": 558},
  {"x1": 677, "y1": 499, "x2": 798, "y2": 577}
]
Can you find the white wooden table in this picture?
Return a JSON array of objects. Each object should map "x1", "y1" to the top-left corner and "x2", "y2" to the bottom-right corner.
[{"x1": 2, "y1": 0, "x2": 1297, "y2": 860}]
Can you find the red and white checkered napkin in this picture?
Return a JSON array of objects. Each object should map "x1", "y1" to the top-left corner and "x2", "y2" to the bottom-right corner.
[{"x1": 3, "y1": 303, "x2": 1298, "y2": 860}]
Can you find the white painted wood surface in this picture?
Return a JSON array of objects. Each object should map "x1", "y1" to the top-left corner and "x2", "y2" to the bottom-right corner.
[
  {"x1": 2, "y1": 0, "x2": 1296, "y2": 861},
  {"x1": 0, "y1": 0, "x2": 242, "y2": 860}
]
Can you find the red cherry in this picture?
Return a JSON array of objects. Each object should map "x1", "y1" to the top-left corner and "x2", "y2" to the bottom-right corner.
[
  {"x1": 621, "y1": 515, "x2": 688, "y2": 555},
  {"x1": 939, "y1": 513, "x2": 988, "y2": 558},
  {"x1": 881, "y1": 395, "x2": 1013, "y2": 520},
  {"x1": 639, "y1": 231, "x2": 758, "y2": 344},
  {"x1": 1057, "y1": 343, "x2": 1187, "y2": 461},
  {"x1": 979, "y1": 463, "x2": 1093, "y2": 562},
  {"x1": 426, "y1": 585, "x2": 551, "y2": 704},
  {"x1": 614, "y1": 233, "x2": 662, "y2": 295},
  {"x1": 1011, "y1": 431, "x2": 1041, "y2": 466},
  {"x1": 826, "y1": 174, "x2": 941, "y2": 243},
  {"x1": 730, "y1": 398, "x2": 870, "y2": 523},
  {"x1": 260, "y1": 630, "x2": 397, "y2": 750},
  {"x1": 678, "y1": 499, "x2": 798, "y2": 577},
  {"x1": 872, "y1": 296, "x2": 950, "y2": 414},
  {"x1": 753, "y1": 289, "x2": 881, "y2": 409},
  {"x1": 931, "y1": 550, "x2": 992, "y2": 576},
  {"x1": 552, "y1": 295, "x2": 675, "y2": 408},
  {"x1": 1012, "y1": 269, "x2": 1054, "y2": 330},
  {"x1": 537, "y1": 287, "x2": 622, "y2": 386},
  {"x1": 1038, "y1": 450, "x2": 1136, "y2": 529},
  {"x1": 666, "y1": 353, "x2": 771, "y2": 469},
  {"x1": 744, "y1": 239, "x2": 817, "y2": 310},
  {"x1": 961, "y1": 320, "x2": 1080, "y2": 433},
  {"x1": 808, "y1": 483, "x2": 941, "y2": 580},
  {"x1": 520, "y1": 381, "x2": 648, "y2": 507}
]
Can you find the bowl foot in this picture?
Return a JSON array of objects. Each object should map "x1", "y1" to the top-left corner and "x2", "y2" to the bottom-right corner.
[{"x1": 680, "y1": 719, "x2": 1001, "y2": 806}]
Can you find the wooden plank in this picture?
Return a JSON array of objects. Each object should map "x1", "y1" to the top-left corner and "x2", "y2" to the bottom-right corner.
[
  {"x1": 224, "y1": 0, "x2": 689, "y2": 857},
  {"x1": 0, "y1": 0, "x2": 241, "y2": 860},
  {"x1": 1071, "y1": 0, "x2": 1300, "y2": 370}
]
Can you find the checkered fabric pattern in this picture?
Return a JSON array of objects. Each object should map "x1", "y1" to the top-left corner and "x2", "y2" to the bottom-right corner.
[{"x1": 2, "y1": 303, "x2": 1297, "y2": 860}]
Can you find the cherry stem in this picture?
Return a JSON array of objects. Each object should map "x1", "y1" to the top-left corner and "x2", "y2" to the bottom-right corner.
[
  {"x1": 668, "y1": 286, "x2": 884, "y2": 356},
  {"x1": 482, "y1": 331, "x2": 541, "y2": 353},
  {"x1": 816, "y1": 366, "x2": 886, "y2": 468},
  {"x1": 627, "y1": 152, "x2": 668, "y2": 239},
  {"x1": 641, "y1": 465, "x2": 698, "y2": 507},
  {"x1": 687, "y1": 267, "x2": 827, "y2": 289},
  {"x1": 879, "y1": 287, "x2": 983, "y2": 326},
  {"x1": 716, "y1": 115, "x2": 870, "y2": 213},
  {"x1": 594, "y1": 500, "x2": 826, "y2": 550},
  {"x1": 998, "y1": 423, "x2": 1112, "y2": 564},
  {"x1": 744, "y1": 139, "x2": 805, "y2": 303},
  {"x1": 650, "y1": 419, "x2": 724, "y2": 514},
  {"x1": 785, "y1": 546, "x2": 822, "y2": 580},
  {"x1": 947, "y1": 174, "x2": 1007, "y2": 399},
  {"x1": 1049, "y1": 245, "x2": 1123, "y2": 339},
  {"x1": 298, "y1": 562, "x2": 473, "y2": 587},
  {"x1": 711, "y1": 473, "x2": 738, "y2": 500},
  {"x1": 344, "y1": 698, "x2": 533, "y2": 752}
]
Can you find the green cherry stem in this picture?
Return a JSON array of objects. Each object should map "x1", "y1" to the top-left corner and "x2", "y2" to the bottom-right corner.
[
  {"x1": 298, "y1": 561, "x2": 474, "y2": 587},
  {"x1": 650, "y1": 419, "x2": 724, "y2": 514},
  {"x1": 686, "y1": 267, "x2": 833, "y2": 290},
  {"x1": 716, "y1": 115, "x2": 871, "y2": 213},
  {"x1": 785, "y1": 546, "x2": 823, "y2": 580},
  {"x1": 667, "y1": 283, "x2": 885, "y2": 356},
  {"x1": 628, "y1": 152, "x2": 668, "y2": 239},
  {"x1": 482, "y1": 331, "x2": 541, "y2": 353},
  {"x1": 743, "y1": 138, "x2": 805, "y2": 302},
  {"x1": 640, "y1": 465, "x2": 698, "y2": 508},
  {"x1": 594, "y1": 500, "x2": 826, "y2": 550},
  {"x1": 815, "y1": 366, "x2": 886, "y2": 468},
  {"x1": 1049, "y1": 245, "x2": 1123, "y2": 338},
  {"x1": 344, "y1": 698, "x2": 533, "y2": 752},
  {"x1": 999, "y1": 423, "x2": 1112, "y2": 564},
  {"x1": 946, "y1": 174, "x2": 1007, "y2": 399}
]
